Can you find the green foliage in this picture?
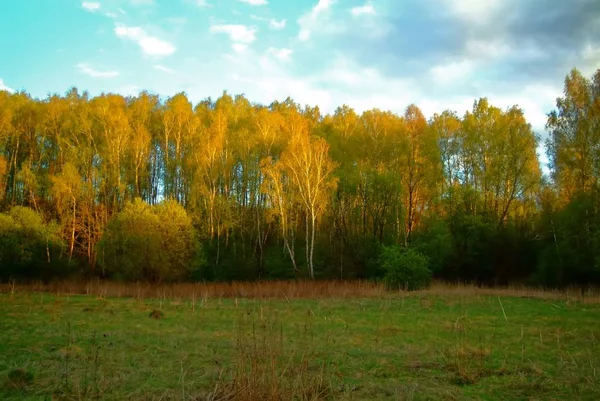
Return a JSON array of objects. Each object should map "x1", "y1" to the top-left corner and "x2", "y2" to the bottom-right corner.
[
  {"x1": 379, "y1": 246, "x2": 432, "y2": 291},
  {"x1": 97, "y1": 198, "x2": 204, "y2": 282},
  {"x1": 0, "y1": 206, "x2": 66, "y2": 281},
  {"x1": 447, "y1": 214, "x2": 495, "y2": 282},
  {"x1": 413, "y1": 218, "x2": 452, "y2": 274},
  {"x1": 535, "y1": 193, "x2": 600, "y2": 286}
]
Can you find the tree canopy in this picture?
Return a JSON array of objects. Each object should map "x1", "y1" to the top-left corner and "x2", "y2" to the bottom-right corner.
[{"x1": 0, "y1": 68, "x2": 598, "y2": 286}]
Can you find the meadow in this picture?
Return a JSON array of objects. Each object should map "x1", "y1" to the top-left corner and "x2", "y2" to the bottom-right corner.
[{"x1": 1, "y1": 281, "x2": 600, "y2": 400}]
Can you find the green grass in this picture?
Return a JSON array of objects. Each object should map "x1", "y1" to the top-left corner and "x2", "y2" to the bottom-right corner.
[{"x1": 1, "y1": 290, "x2": 599, "y2": 400}]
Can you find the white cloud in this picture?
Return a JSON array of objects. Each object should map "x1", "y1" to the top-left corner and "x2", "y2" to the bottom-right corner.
[
  {"x1": 232, "y1": 43, "x2": 248, "y2": 53},
  {"x1": 0, "y1": 78, "x2": 14, "y2": 92},
  {"x1": 581, "y1": 43, "x2": 600, "y2": 75},
  {"x1": 115, "y1": 24, "x2": 176, "y2": 57},
  {"x1": 313, "y1": 0, "x2": 333, "y2": 13},
  {"x1": 269, "y1": 18, "x2": 286, "y2": 30},
  {"x1": 116, "y1": 84, "x2": 141, "y2": 96},
  {"x1": 582, "y1": 43, "x2": 600, "y2": 60},
  {"x1": 130, "y1": 0, "x2": 154, "y2": 6},
  {"x1": 105, "y1": 12, "x2": 118, "y2": 18},
  {"x1": 195, "y1": 0, "x2": 211, "y2": 7},
  {"x1": 230, "y1": 60, "x2": 335, "y2": 112},
  {"x1": 430, "y1": 59, "x2": 475, "y2": 85},
  {"x1": 351, "y1": 3, "x2": 376, "y2": 17},
  {"x1": 118, "y1": 7, "x2": 126, "y2": 14},
  {"x1": 487, "y1": 84, "x2": 561, "y2": 132},
  {"x1": 154, "y1": 65, "x2": 175, "y2": 74},
  {"x1": 465, "y1": 39, "x2": 512, "y2": 60},
  {"x1": 82, "y1": 2, "x2": 101, "y2": 12},
  {"x1": 298, "y1": 0, "x2": 335, "y2": 41},
  {"x1": 464, "y1": 39, "x2": 545, "y2": 65},
  {"x1": 251, "y1": 15, "x2": 286, "y2": 30},
  {"x1": 226, "y1": 53, "x2": 417, "y2": 117},
  {"x1": 268, "y1": 47, "x2": 293, "y2": 61},
  {"x1": 76, "y1": 63, "x2": 119, "y2": 78},
  {"x1": 210, "y1": 24, "x2": 257, "y2": 44},
  {"x1": 237, "y1": 0, "x2": 267, "y2": 5},
  {"x1": 443, "y1": 0, "x2": 505, "y2": 24}
]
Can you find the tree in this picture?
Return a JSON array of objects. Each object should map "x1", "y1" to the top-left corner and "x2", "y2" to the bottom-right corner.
[
  {"x1": 398, "y1": 105, "x2": 440, "y2": 245},
  {"x1": 0, "y1": 68, "x2": 597, "y2": 286},
  {"x1": 547, "y1": 68, "x2": 600, "y2": 201},
  {"x1": 276, "y1": 133, "x2": 338, "y2": 278},
  {"x1": 538, "y1": 68, "x2": 600, "y2": 286}
]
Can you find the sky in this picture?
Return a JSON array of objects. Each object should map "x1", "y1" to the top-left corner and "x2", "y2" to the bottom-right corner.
[{"x1": 0, "y1": 0, "x2": 599, "y2": 164}]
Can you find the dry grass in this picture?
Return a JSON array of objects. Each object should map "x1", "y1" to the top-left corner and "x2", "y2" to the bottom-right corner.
[
  {"x1": 205, "y1": 314, "x2": 334, "y2": 401},
  {"x1": 0, "y1": 279, "x2": 386, "y2": 300},
  {"x1": 423, "y1": 281, "x2": 600, "y2": 304},
  {"x1": 1, "y1": 279, "x2": 599, "y2": 303}
]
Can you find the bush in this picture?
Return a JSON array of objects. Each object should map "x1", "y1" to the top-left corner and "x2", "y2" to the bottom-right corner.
[
  {"x1": 412, "y1": 218, "x2": 452, "y2": 274},
  {"x1": 379, "y1": 246, "x2": 431, "y2": 291},
  {"x1": 97, "y1": 198, "x2": 205, "y2": 282},
  {"x1": 0, "y1": 206, "x2": 66, "y2": 281}
]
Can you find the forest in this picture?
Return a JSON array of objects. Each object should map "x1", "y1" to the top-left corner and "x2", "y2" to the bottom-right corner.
[{"x1": 0, "y1": 67, "x2": 599, "y2": 287}]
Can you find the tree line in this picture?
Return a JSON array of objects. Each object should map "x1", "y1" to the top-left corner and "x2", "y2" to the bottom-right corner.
[{"x1": 0, "y1": 68, "x2": 599, "y2": 286}]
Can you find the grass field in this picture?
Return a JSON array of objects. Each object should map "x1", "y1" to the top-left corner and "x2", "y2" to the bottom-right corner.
[{"x1": 1, "y1": 281, "x2": 600, "y2": 400}]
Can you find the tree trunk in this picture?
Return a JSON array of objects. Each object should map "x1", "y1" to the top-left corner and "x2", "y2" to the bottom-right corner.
[
  {"x1": 309, "y1": 210, "x2": 316, "y2": 279},
  {"x1": 305, "y1": 212, "x2": 311, "y2": 278},
  {"x1": 69, "y1": 196, "x2": 76, "y2": 261}
]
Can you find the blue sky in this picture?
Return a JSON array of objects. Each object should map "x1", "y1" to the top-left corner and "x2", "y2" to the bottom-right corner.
[{"x1": 0, "y1": 0, "x2": 599, "y2": 151}]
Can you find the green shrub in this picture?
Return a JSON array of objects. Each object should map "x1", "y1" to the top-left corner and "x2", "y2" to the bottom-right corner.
[
  {"x1": 412, "y1": 218, "x2": 452, "y2": 274},
  {"x1": 379, "y1": 246, "x2": 431, "y2": 291},
  {"x1": 97, "y1": 198, "x2": 205, "y2": 282},
  {"x1": 0, "y1": 206, "x2": 66, "y2": 281}
]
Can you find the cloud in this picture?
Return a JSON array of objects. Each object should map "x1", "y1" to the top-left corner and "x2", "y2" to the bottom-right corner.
[
  {"x1": 313, "y1": 0, "x2": 334, "y2": 13},
  {"x1": 116, "y1": 84, "x2": 141, "y2": 96},
  {"x1": 130, "y1": 0, "x2": 154, "y2": 6},
  {"x1": 210, "y1": 24, "x2": 257, "y2": 44},
  {"x1": 250, "y1": 15, "x2": 286, "y2": 30},
  {"x1": 269, "y1": 18, "x2": 286, "y2": 30},
  {"x1": 115, "y1": 24, "x2": 176, "y2": 57},
  {"x1": 298, "y1": 0, "x2": 335, "y2": 41},
  {"x1": 430, "y1": 59, "x2": 475, "y2": 85},
  {"x1": 0, "y1": 78, "x2": 14, "y2": 92},
  {"x1": 76, "y1": 63, "x2": 119, "y2": 78},
  {"x1": 443, "y1": 0, "x2": 505, "y2": 24},
  {"x1": 351, "y1": 3, "x2": 376, "y2": 17},
  {"x1": 581, "y1": 42, "x2": 600, "y2": 74},
  {"x1": 82, "y1": 2, "x2": 101, "y2": 12},
  {"x1": 268, "y1": 47, "x2": 293, "y2": 61},
  {"x1": 227, "y1": 53, "x2": 420, "y2": 116},
  {"x1": 154, "y1": 65, "x2": 175, "y2": 74},
  {"x1": 237, "y1": 0, "x2": 267, "y2": 5},
  {"x1": 232, "y1": 43, "x2": 248, "y2": 53},
  {"x1": 433, "y1": 0, "x2": 600, "y2": 86},
  {"x1": 195, "y1": 0, "x2": 211, "y2": 7}
]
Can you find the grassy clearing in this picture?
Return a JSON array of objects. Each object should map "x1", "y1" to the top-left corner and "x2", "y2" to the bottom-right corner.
[{"x1": 1, "y1": 282, "x2": 599, "y2": 400}]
